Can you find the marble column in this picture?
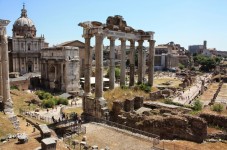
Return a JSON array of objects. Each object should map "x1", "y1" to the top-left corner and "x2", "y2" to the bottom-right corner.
[
  {"x1": 0, "y1": 45, "x2": 3, "y2": 100},
  {"x1": 95, "y1": 33, "x2": 104, "y2": 99},
  {"x1": 137, "y1": 40, "x2": 144, "y2": 84},
  {"x1": 84, "y1": 35, "x2": 92, "y2": 96},
  {"x1": 108, "y1": 37, "x2": 116, "y2": 90},
  {"x1": 120, "y1": 38, "x2": 126, "y2": 86},
  {"x1": 0, "y1": 21, "x2": 13, "y2": 113},
  {"x1": 148, "y1": 40, "x2": 155, "y2": 86},
  {"x1": 60, "y1": 63, "x2": 64, "y2": 90},
  {"x1": 129, "y1": 40, "x2": 135, "y2": 86}
]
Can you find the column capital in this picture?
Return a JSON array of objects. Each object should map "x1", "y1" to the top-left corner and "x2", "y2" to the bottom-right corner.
[
  {"x1": 137, "y1": 40, "x2": 144, "y2": 45},
  {"x1": 148, "y1": 39, "x2": 156, "y2": 43},
  {"x1": 119, "y1": 38, "x2": 126, "y2": 42},
  {"x1": 94, "y1": 32, "x2": 105, "y2": 39},
  {"x1": 108, "y1": 37, "x2": 116, "y2": 41},
  {"x1": 129, "y1": 39, "x2": 136, "y2": 44},
  {"x1": 84, "y1": 34, "x2": 93, "y2": 39}
]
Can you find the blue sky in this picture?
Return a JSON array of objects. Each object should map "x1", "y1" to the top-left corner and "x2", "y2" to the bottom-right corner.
[{"x1": 1, "y1": 0, "x2": 227, "y2": 50}]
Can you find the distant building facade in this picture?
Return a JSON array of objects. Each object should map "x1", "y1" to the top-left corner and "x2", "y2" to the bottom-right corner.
[
  {"x1": 40, "y1": 46, "x2": 80, "y2": 92},
  {"x1": 57, "y1": 40, "x2": 93, "y2": 77},
  {"x1": 188, "y1": 40, "x2": 206, "y2": 55},
  {"x1": 154, "y1": 42, "x2": 189, "y2": 70},
  {"x1": 8, "y1": 5, "x2": 48, "y2": 74}
]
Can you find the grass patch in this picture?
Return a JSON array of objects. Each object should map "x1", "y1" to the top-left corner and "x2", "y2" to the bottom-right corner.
[
  {"x1": 0, "y1": 112, "x2": 16, "y2": 137},
  {"x1": 62, "y1": 107, "x2": 83, "y2": 116},
  {"x1": 103, "y1": 87, "x2": 150, "y2": 109},
  {"x1": 212, "y1": 103, "x2": 224, "y2": 113},
  {"x1": 154, "y1": 77, "x2": 182, "y2": 88},
  {"x1": 11, "y1": 90, "x2": 39, "y2": 114}
]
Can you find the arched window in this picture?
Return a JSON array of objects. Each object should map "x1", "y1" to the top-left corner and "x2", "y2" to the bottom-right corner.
[{"x1": 28, "y1": 43, "x2": 31, "y2": 51}]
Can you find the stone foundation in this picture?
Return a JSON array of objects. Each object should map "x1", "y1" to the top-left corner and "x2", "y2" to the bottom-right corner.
[
  {"x1": 111, "y1": 97, "x2": 207, "y2": 143},
  {"x1": 83, "y1": 96, "x2": 108, "y2": 119},
  {"x1": 200, "y1": 113, "x2": 227, "y2": 129}
]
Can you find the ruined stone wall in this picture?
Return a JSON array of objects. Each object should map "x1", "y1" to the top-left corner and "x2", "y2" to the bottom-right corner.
[
  {"x1": 111, "y1": 96, "x2": 207, "y2": 143},
  {"x1": 149, "y1": 91, "x2": 163, "y2": 100},
  {"x1": 116, "y1": 113, "x2": 207, "y2": 143},
  {"x1": 200, "y1": 113, "x2": 227, "y2": 129}
]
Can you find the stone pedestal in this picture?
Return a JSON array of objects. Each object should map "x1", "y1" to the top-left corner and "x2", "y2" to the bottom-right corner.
[
  {"x1": 134, "y1": 96, "x2": 144, "y2": 110},
  {"x1": 124, "y1": 98, "x2": 134, "y2": 112}
]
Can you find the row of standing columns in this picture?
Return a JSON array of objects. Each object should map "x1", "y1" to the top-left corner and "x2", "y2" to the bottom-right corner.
[{"x1": 83, "y1": 33, "x2": 155, "y2": 100}]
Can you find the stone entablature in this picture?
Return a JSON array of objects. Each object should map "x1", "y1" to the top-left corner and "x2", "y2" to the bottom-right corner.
[{"x1": 40, "y1": 46, "x2": 80, "y2": 93}]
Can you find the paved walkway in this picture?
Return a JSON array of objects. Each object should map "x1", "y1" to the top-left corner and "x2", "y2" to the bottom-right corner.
[
  {"x1": 173, "y1": 74, "x2": 212, "y2": 105},
  {"x1": 216, "y1": 83, "x2": 227, "y2": 104}
]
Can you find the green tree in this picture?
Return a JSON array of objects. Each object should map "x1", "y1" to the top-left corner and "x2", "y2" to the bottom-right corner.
[
  {"x1": 179, "y1": 63, "x2": 185, "y2": 70},
  {"x1": 193, "y1": 55, "x2": 221, "y2": 72},
  {"x1": 106, "y1": 67, "x2": 121, "y2": 79}
]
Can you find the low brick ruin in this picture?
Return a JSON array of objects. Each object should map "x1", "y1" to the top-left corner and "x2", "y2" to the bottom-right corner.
[
  {"x1": 200, "y1": 113, "x2": 227, "y2": 129},
  {"x1": 111, "y1": 96, "x2": 207, "y2": 143}
]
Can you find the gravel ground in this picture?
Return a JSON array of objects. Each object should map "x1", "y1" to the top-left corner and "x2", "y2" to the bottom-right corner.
[{"x1": 83, "y1": 123, "x2": 153, "y2": 150}]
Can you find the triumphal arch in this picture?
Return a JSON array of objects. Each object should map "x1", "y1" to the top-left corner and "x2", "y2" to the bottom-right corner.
[{"x1": 79, "y1": 15, "x2": 155, "y2": 118}]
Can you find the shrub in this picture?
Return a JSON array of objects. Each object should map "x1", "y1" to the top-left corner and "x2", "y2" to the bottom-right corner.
[
  {"x1": 57, "y1": 97, "x2": 68, "y2": 105},
  {"x1": 35, "y1": 90, "x2": 53, "y2": 100},
  {"x1": 193, "y1": 100, "x2": 203, "y2": 111},
  {"x1": 164, "y1": 99, "x2": 173, "y2": 104},
  {"x1": 179, "y1": 63, "x2": 185, "y2": 70},
  {"x1": 10, "y1": 85, "x2": 19, "y2": 90},
  {"x1": 139, "y1": 83, "x2": 151, "y2": 93},
  {"x1": 42, "y1": 99, "x2": 55, "y2": 108},
  {"x1": 106, "y1": 67, "x2": 121, "y2": 79},
  {"x1": 212, "y1": 103, "x2": 223, "y2": 112}
]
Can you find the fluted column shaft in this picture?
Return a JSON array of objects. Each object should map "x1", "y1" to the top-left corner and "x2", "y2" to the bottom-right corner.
[
  {"x1": 129, "y1": 40, "x2": 135, "y2": 86},
  {"x1": 137, "y1": 40, "x2": 144, "y2": 84},
  {"x1": 148, "y1": 40, "x2": 155, "y2": 86},
  {"x1": 84, "y1": 35, "x2": 92, "y2": 95},
  {"x1": 95, "y1": 33, "x2": 104, "y2": 99},
  {"x1": 109, "y1": 37, "x2": 116, "y2": 90},
  {"x1": 120, "y1": 38, "x2": 126, "y2": 86}
]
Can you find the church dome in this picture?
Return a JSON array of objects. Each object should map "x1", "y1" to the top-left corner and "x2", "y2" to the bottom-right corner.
[
  {"x1": 13, "y1": 4, "x2": 36, "y2": 37},
  {"x1": 14, "y1": 17, "x2": 34, "y2": 27}
]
